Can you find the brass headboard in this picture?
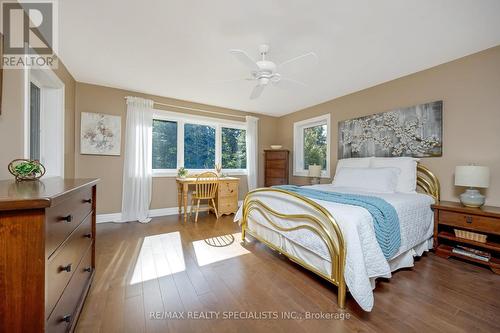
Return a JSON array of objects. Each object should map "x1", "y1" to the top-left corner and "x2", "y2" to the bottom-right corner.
[{"x1": 417, "y1": 163, "x2": 440, "y2": 202}]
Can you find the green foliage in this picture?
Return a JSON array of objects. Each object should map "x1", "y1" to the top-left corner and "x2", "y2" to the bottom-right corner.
[
  {"x1": 152, "y1": 120, "x2": 247, "y2": 171},
  {"x1": 184, "y1": 124, "x2": 216, "y2": 169},
  {"x1": 152, "y1": 120, "x2": 177, "y2": 169},
  {"x1": 303, "y1": 125, "x2": 327, "y2": 170},
  {"x1": 221, "y1": 128, "x2": 246, "y2": 169},
  {"x1": 14, "y1": 161, "x2": 42, "y2": 177},
  {"x1": 177, "y1": 167, "x2": 188, "y2": 177}
]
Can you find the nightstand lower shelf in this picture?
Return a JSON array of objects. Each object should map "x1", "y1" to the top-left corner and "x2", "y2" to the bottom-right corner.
[{"x1": 436, "y1": 244, "x2": 500, "y2": 274}]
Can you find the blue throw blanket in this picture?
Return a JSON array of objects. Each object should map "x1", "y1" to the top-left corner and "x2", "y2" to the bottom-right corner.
[{"x1": 274, "y1": 185, "x2": 401, "y2": 259}]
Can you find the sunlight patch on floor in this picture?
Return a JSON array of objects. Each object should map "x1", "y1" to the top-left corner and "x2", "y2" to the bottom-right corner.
[
  {"x1": 130, "y1": 231, "x2": 186, "y2": 285},
  {"x1": 192, "y1": 232, "x2": 250, "y2": 266}
]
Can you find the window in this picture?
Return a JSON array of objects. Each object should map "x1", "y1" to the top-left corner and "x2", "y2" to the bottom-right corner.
[
  {"x1": 184, "y1": 123, "x2": 216, "y2": 169},
  {"x1": 152, "y1": 120, "x2": 177, "y2": 169},
  {"x1": 151, "y1": 110, "x2": 247, "y2": 176},
  {"x1": 29, "y1": 82, "x2": 41, "y2": 160},
  {"x1": 221, "y1": 127, "x2": 246, "y2": 169},
  {"x1": 293, "y1": 114, "x2": 330, "y2": 177}
]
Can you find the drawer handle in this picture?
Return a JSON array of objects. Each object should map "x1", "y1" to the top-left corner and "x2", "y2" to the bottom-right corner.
[
  {"x1": 60, "y1": 263, "x2": 72, "y2": 272},
  {"x1": 62, "y1": 314, "x2": 72, "y2": 323},
  {"x1": 62, "y1": 214, "x2": 73, "y2": 223},
  {"x1": 466, "y1": 216, "x2": 473, "y2": 224},
  {"x1": 84, "y1": 233, "x2": 92, "y2": 239},
  {"x1": 84, "y1": 267, "x2": 92, "y2": 273},
  {"x1": 84, "y1": 198, "x2": 92, "y2": 204}
]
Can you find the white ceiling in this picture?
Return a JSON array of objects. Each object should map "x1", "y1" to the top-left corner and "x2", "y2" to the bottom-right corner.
[{"x1": 59, "y1": 0, "x2": 500, "y2": 117}]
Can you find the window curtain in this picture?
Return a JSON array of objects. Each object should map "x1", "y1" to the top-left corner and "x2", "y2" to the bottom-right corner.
[
  {"x1": 117, "y1": 96, "x2": 154, "y2": 223},
  {"x1": 246, "y1": 116, "x2": 259, "y2": 190}
]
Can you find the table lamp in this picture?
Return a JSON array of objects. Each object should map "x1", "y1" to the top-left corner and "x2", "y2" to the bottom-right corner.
[
  {"x1": 308, "y1": 165, "x2": 321, "y2": 185},
  {"x1": 455, "y1": 165, "x2": 490, "y2": 207}
]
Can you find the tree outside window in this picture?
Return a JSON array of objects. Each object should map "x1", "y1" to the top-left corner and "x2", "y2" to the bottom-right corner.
[{"x1": 303, "y1": 124, "x2": 327, "y2": 170}]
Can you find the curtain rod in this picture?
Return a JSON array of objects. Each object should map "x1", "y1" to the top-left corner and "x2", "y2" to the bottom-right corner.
[{"x1": 125, "y1": 97, "x2": 247, "y2": 119}]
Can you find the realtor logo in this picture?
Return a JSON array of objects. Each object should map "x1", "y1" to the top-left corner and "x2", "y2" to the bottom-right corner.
[{"x1": 1, "y1": 0, "x2": 58, "y2": 68}]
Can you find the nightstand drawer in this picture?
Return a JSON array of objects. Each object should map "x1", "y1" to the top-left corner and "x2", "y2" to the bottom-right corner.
[{"x1": 439, "y1": 211, "x2": 500, "y2": 235}]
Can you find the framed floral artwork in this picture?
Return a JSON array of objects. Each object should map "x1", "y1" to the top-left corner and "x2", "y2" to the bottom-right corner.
[
  {"x1": 338, "y1": 101, "x2": 443, "y2": 158},
  {"x1": 80, "y1": 112, "x2": 122, "y2": 156}
]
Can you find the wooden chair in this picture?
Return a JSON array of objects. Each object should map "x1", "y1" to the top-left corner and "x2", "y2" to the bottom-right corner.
[{"x1": 190, "y1": 171, "x2": 219, "y2": 222}]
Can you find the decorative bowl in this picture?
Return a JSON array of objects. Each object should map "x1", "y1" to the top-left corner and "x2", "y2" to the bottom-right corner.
[
  {"x1": 270, "y1": 145, "x2": 283, "y2": 150},
  {"x1": 8, "y1": 159, "x2": 46, "y2": 181}
]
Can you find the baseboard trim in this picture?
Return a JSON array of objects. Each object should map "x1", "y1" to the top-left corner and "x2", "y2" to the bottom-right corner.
[{"x1": 97, "y1": 200, "x2": 243, "y2": 223}]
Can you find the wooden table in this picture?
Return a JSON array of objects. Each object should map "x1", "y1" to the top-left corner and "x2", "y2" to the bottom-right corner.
[{"x1": 176, "y1": 177, "x2": 240, "y2": 222}]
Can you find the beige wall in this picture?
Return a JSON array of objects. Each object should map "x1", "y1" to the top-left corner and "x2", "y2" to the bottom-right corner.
[
  {"x1": 0, "y1": 69, "x2": 25, "y2": 179},
  {"x1": 0, "y1": 60, "x2": 76, "y2": 179},
  {"x1": 277, "y1": 46, "x2": 500, "y2": 206},
  {"x1": 75, "y1": 82, "x2": 278, "y2": 214}
]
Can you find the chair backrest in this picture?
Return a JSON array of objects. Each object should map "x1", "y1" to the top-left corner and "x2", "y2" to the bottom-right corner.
[{"x1": 194, "y1": 171, "x2": 219, "y2": 199}]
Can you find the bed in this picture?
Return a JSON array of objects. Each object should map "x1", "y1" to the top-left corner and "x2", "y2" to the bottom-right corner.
[{"x1": 234, "y1": 161, "x2": 440, "y2": 312}]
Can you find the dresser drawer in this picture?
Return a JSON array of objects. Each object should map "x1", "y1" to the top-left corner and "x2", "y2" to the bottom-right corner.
[
  {"x1": 266, "y1": 169, "x2": 287, "y2": 178},
  {"x1": 266, "y1": 160, "x2": 286, "y2": 169},
  {"x1": 266, "y1": 151, "x2": 287, "y2": 160},
  {"x1": 46, "y1": 188, "x2": 93, "y2": 257},
  {"x1": 219, "y1": 198, "x2": 238, "y2": 214},
  {"x1": 46, "y1": 246, "x2": 93, "y2": 333},
  {"x1": 439, "y1": 210, "x2": 500, "y2": 235},
  {"x1": 219, "y1": 181, "x2": 238, "y2": 196},
  {"x1": 47, "y1": 213, "x2": 93, "y2": 315},
  {"x1": 265, "y1": 177, "x2": 287, "y2": 186}
]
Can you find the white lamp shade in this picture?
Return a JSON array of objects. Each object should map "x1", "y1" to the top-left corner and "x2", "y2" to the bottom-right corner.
[
  {"x1": 455, "y1": 166, "x2": 490, "y2": 188},
  {"x1": 308, "y1": 165, "x2": 322, "y2": 177}
]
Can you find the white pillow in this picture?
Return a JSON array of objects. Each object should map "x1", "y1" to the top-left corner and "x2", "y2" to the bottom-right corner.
[
  {"x1": 332, "y1": 167, "x2": 400, "y2": 193},
  {"x1": 370, "y1": 157, "x2": 419, "y2": 193},
  {"x1": 334, "y1": 157, "x2": 372, "y2": 178}
]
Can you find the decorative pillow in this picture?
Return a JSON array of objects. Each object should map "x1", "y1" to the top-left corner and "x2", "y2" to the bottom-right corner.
[
  {"x1": 334, "y1": 157, "x2": 372, "y2": 178},
  {"x1": 370, "y1": 157, "x2": 419, "y2": 193},
  {"x1": 332, "y1": 167, "x2": 400, "y2": 193}
]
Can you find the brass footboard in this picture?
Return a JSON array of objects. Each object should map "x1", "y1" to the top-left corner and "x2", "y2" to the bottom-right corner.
[
  {"x1": 241, "y1": 187, "x2": 347, "y2": 308},
  {"x1": 240, "y1": 163, "x2": 439, "y2": 310}
]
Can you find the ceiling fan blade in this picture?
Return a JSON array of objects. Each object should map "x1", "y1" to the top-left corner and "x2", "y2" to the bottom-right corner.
[
  {"x1": 250, "y1": 84, "x2": 265, "y2": 99},
  {"x1": 278, "y1": 52, "x2": 318, "y2": 73},
  {"x1": 210, "y1": 77, "x2": 254, "y2": 84},
  {"x1": 273, "y1": 77, "x2": 307, "y2": 90},
  {"x1": 229, "y1": 49, "x2": 259, "y2": 71}
]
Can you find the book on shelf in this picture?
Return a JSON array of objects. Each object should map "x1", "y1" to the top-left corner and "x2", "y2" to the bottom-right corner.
[{"x1": 452, "y1": 246, "x2": 491, "y2": 262}]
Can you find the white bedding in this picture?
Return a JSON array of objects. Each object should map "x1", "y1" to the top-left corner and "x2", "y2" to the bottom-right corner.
[{"x1": 234, "y1": 184, "x2": 434, "y2": 311}]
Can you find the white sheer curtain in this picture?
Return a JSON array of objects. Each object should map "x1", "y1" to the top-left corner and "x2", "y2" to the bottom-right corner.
[
  {"x1": 246, "y1": 116, "x2": 259, "y2": 190},
  {"x1": 118, "y1": 96, "x2": 154, "y2": 223}
]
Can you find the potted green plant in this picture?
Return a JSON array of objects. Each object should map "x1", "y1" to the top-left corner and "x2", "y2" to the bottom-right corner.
[{"x1": 177, "y1": 167, "x2": 188, "y2": 178}]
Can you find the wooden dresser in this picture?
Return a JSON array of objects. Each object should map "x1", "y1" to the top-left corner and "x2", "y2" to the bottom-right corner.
[
  {"x1": 214, "y1": 177, "x2": 240, "y2": 216},
  {"x1": 0, "y1": 178, "x2": 99, "y2": 333},
  {"x1": 432, "y1": 201, "x2": 500, "y2": 274},
  {"x1": 264, "y1": 149, "x2": 289, "y2": 187}
]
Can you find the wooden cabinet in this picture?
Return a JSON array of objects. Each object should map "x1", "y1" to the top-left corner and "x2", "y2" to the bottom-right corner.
[
  {"x1": 0, "y1": 178, "x2": 99, "y2": 332},
  {"x1": 214, "y1": 178, "x2": 239, "y2": 216},
  {"x1": 264, "y1": 149, "x2": 289, "y2": 187},
  {"x1": 432, "y1": 200, "x2": 500, "y2": 274}
]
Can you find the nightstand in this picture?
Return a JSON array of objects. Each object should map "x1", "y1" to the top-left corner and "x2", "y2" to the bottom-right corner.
[{"x1": 432, "y1": 201, "x2": 500, "y2": 274}]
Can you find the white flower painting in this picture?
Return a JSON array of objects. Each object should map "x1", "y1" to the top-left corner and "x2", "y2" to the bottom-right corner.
[
  {"x1": 81, "y1": 112, "x2": 121, "y2": 155},
  {"x1": 338, "y1": 101, "x2": 442, "y2": 158}
]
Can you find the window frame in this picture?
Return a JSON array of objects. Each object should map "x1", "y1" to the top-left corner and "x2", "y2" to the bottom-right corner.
[
  {"x1": 152, "y1": 109, "x2": 247, "y2": 177},
  {"x1": 293, "y1": 114, "x2": 331, "y2": 178}
]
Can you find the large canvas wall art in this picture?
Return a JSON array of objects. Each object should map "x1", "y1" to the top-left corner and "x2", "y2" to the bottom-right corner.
[
  {"x1": 338, "y1": 101, "x2": 443, "y2": 158},
  {"x1": 81, "y1": 112, "x2": 121, "y2": 156}
]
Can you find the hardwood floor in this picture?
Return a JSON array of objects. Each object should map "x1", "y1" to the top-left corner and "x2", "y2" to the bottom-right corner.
[{"x1": 76, "y1": 213, "x2": 500, "y2": 333}]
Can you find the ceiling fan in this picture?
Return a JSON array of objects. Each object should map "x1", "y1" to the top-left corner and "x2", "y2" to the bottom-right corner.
[{"x1": 227, "y1": 44, "x2": 317, "y2": 99}]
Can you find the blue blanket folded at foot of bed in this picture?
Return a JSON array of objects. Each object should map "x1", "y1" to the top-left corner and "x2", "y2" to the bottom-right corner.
[{"x1": 274, "y1": 185, "x2": 401, "y2": 259}]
